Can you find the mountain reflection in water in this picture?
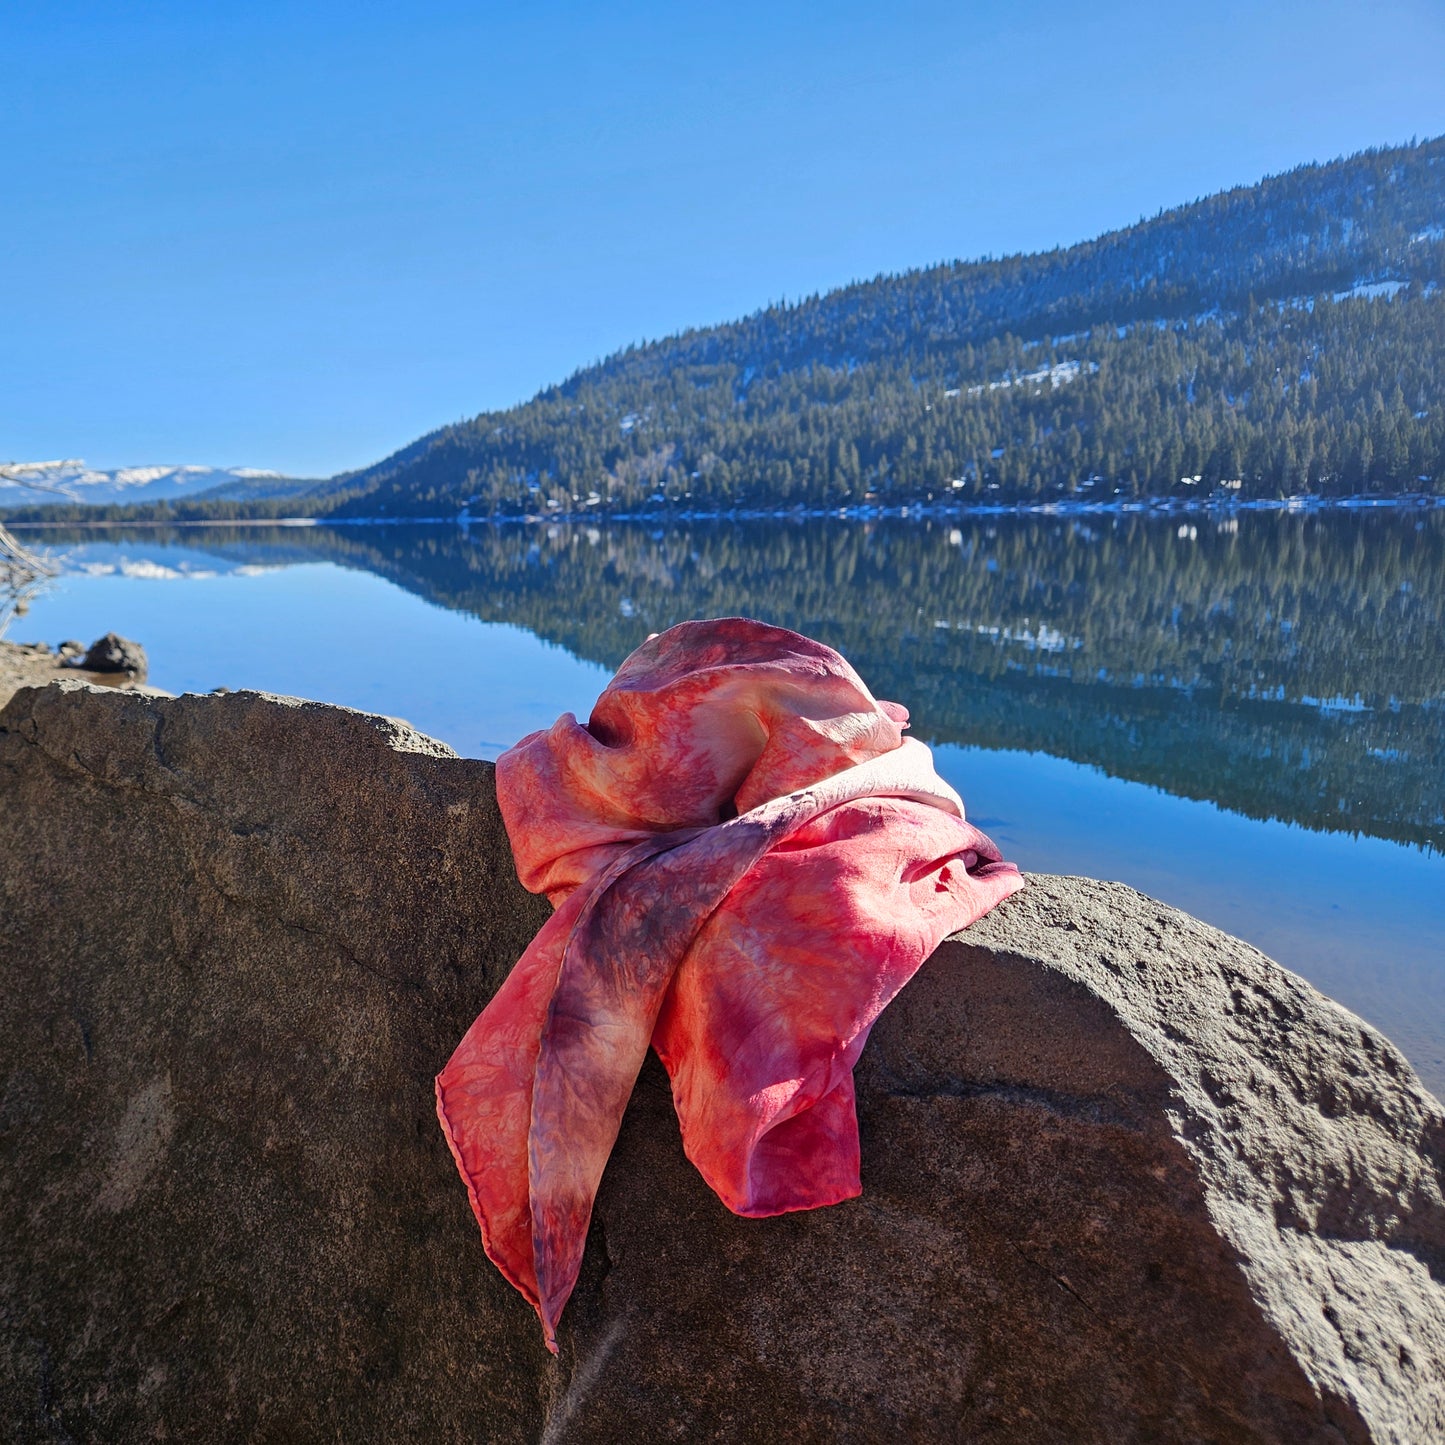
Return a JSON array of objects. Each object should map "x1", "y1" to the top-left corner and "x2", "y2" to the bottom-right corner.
[
  {"x1": 48, "y1": 509, "x2": 1435, "y2": 853},
  {"x1": 18, "y1": 509, "x2": 1445, "y2": 1093}
]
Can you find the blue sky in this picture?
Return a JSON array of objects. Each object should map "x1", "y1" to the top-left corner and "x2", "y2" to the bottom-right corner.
[{"x1": 5, "y1": 1, "x2": 1444, "y2": 478}]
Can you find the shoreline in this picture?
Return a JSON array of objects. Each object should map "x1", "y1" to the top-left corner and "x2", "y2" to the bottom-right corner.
[
  {"x1": 4, "y1": 490, "x2": 1444, "y2": 530},
  {"x1": 0, "y1": 638, "x2": 157, "y2": 712}
]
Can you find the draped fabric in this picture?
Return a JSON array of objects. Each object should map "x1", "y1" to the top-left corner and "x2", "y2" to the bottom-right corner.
[{"x1": 436, "y1": 619, "x2": 1022, "y2": 1350}]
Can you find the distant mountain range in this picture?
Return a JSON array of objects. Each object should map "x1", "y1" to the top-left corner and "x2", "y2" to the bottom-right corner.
[
  {"x1": 0, "y1": 461, "x2": 312, "y2": 509},
  {"x1": 5, "y1": 135, "x2": 1443, "y2": 519}
]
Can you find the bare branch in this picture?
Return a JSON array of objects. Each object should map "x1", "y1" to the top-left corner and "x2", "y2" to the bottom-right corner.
[
  {"x1": 0, "y1": 466, "x2": 69, "y2": 638},
  {"x1": 0, "y1": 461, "x2": 86, "y2": 504}
]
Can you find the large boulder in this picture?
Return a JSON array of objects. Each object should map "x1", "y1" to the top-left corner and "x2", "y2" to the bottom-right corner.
[{"x1": 0, "y1": 682, "x2": 1441, "y2": 1443}]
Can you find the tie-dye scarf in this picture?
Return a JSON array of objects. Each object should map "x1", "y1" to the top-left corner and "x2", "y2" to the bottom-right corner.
[{"x1": 437, "y1": 619, "x2": 1022, "y2": 1350}]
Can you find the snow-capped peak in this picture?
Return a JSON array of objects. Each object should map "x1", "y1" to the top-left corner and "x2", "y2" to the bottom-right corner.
[{"x1": 0, "y1": 459, "x2": 297, "y2": 507}]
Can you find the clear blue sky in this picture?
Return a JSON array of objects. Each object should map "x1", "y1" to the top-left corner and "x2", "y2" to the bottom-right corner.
[{"x1": 5, "y1": 1, "x2": 1443, "y2": 478}]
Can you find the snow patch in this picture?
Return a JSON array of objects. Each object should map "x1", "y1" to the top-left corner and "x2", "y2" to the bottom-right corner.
[
  {"x1": 963, "y1": 360, "x2": 1088, "y2": 396},
  {"x1": 1333, "y1": 279, "x2": 1407, "y2": 302}
]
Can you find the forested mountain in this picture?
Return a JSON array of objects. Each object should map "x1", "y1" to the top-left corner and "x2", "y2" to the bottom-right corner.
[
  {"x1": 322, "y1": 136, "x2": 1445, "y2": 518},
  {"x1": 3, "y1": 136, "x2": 1440, "y2": 527}
]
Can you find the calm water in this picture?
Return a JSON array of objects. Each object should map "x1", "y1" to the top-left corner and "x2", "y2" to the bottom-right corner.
[{"x1": 12, "y1": 512, "x2": 1445, "y2": 1095}]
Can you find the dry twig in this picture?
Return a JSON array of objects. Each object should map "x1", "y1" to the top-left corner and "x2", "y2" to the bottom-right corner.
[{"x1": 0, "y1": 462, "x2": 82, "y2": 638}]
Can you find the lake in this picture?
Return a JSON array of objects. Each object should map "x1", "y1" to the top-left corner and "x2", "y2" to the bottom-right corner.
[{"x1": 11, "y1": 509, "x2": 1444, "y2": 1095}]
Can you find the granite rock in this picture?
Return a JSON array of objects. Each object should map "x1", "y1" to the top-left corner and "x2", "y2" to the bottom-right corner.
[
  {"x1": 75, "y1": 631, "x2": 147, "y2": 679},
  {"x1": 1, "y1": 683, "x2": 1441, "y2": 1443}
]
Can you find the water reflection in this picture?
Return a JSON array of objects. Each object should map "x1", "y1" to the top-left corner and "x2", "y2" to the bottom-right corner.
[
  {"x1": 38, "y1": 510, "x2": 1439, "y2": 851},
  {"x1": 17, "y1": 512, "x2": 1444, "y2": 1094}
]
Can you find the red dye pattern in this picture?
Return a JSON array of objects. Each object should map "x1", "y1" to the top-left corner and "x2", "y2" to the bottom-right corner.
[{"x1": 436, "y1": 618, "x2": 1022, "y2": 1351}]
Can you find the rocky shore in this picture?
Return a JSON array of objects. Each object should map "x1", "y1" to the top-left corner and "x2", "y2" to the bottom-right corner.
[
  {"x1": 1, "y1": 682, "x2": 1442, "y2": 1442},
  {"x1": 0, "y1": 633, "x2": 152, "y2": 711}
]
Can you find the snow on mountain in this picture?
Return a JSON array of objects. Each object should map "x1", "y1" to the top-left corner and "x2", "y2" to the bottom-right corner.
[
  {"x1": 944, "y1": 360, "x2": 1092, "y2": 399},
  {"x1": 1332, "y1": 279, "x2": 1409, "y2": 301},
  {"x1": 0, "y1": 460, "x2": 300, "y2": 507}
]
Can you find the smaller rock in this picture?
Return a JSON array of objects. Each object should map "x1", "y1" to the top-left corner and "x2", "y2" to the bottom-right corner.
[
  {"x1": 57, "y1": 640, "x2": 84, "y2": 659},
  {"x1": 78, "y1": 633, "x2": 148, "y2": 680}
]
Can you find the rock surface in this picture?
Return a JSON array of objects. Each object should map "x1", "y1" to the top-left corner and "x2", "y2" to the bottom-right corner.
[{"x1": 1, "y1": 683, "x2": 1441, "y2": 1443}]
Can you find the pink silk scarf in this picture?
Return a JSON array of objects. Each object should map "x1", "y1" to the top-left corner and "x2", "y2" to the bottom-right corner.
[{"x1": 436, "y1": 618, "x2": 1022, "y2": 1350}]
